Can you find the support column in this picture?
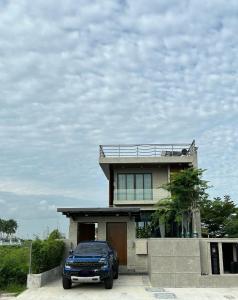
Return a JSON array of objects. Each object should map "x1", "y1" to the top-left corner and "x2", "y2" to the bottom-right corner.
[
  {"x1": 218, "y1": 242, "x2": 224, "y2": 274},
  {"x1": 109, "y1": 165, "x2": 114, "y2": 207},
  {"x1": 68, "y1": 218, "x2": 78, "y2": 248},
  {"x1": 98, "y1": 222, "x2": 106, "y2": 240},
  {"x1": 207, "y1": 242, "x2": 212, "y2": 275}
]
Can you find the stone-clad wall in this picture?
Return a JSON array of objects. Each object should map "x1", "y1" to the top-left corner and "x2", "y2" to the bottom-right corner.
[{"x1": 148, "y1": 238, "x2": 201, "y2": 287}]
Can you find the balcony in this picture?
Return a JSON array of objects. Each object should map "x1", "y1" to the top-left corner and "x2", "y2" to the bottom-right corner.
[
  {"x1": 113, "y1": 188, "x2": 170, "y2": 204},
  {"x1": 99, "y1": 140, "x2": 196, "y2": 158},
  {"x1": 99, "y1": 141, "x2": 197, "y2": 179}
]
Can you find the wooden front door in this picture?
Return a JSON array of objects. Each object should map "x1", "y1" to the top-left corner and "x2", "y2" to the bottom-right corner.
[
  {"x1": 77, "y1": 223, "x2": 95, "y2": 244},
  {"x1": 107, "y1": 222, "x2": 127, "y2": 265}
]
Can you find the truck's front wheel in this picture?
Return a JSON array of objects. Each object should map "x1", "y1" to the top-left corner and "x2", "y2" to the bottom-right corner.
[
  {"x1": 62, "y1": 276, "x2": 72, "y2": 289},
  {"x1": 104, "y1": 272, "x2": 113, "y2": 289}
]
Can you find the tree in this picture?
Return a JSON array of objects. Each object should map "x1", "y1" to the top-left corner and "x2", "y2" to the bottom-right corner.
[
  {"x1": 6, "y1": 219, "x2": 18, "y2": 236},
  {"x1": 0, "y1": 218, "x2": 18, "y2": 238},
  {"x1": 0, "y1": 219, "x2": 4, "y2": 238},
  {"x1": 201, "y1": 195, "x2": 236, "y2": 237},
  {"x1": 224, "y1": 213, "x2": 238, "y2": 237},
  {"x1": 153, "y1": 168, "x2": 209, "y2": 237},
  {"x1": 151, "y1": 199, "x2": 173, "y2": 237},
  {"x1": 48, "y1": 229, "x2": 63, "y2": 240}
]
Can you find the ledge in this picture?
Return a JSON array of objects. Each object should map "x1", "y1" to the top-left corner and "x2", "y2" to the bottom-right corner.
[{"x1": 27, "y1": 266, "x2": 61, "y2": 289}]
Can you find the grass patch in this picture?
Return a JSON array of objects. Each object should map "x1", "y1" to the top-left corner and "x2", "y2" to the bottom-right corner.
[{"x1": 0, "y1": 283, "x2": 26, "y2": 295}]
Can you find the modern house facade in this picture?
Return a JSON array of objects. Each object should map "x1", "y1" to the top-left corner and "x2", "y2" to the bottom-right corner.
[
  {"x1": 58, "y1": 141, "x2": 238, "y2": 287},
  {"x1": 100, "y1": 142, "x2": 198, "y2": 208},
  {"x1": 99, "y1": 141, "x2": 200, "y2": 237}
]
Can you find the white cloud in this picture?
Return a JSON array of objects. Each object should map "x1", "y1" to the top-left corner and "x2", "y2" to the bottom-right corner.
[{"x1": 0, "y1": 0, "x2": 238, "y2": 236}]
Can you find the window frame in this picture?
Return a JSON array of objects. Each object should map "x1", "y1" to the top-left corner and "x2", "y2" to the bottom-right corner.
[{"x1": 117, "y1": 173, "x2": 153, "y2": 200}]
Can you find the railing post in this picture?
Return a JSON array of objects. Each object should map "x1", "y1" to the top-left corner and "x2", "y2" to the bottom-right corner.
[
  {"x1": 172, "y1": 145, "x2": 174, "y2": 156},
  {"x1": 119, "y1": 145, "x2": 120, "y2": 157},
  {"x1": 100, "y1": 145, "x2": 106, "y2": 157},
  {"x1": 137, "y1": 145, "x2": 138, "y2": 157}
]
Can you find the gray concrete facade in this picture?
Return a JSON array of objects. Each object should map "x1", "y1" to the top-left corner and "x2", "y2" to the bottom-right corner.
[
  {"x1": 148, "y1": 238, "x2": 201, "y2": 287},
  {"x1": 148, "y1": 238, "x2": 238, "y2": 288},
  {"x1": 27, "y1": 266, "x2": 61, "y2": 289},
  {"x1": 100, "y1": 155, "x2": 197, "y2": 179}
]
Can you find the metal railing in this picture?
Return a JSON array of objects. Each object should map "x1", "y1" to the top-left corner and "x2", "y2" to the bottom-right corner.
[
  {"x1": 114, "y1": 188, "x2": 170, "y2": 202},
  {"x1": 99, "y1": 140, "x2": 196, "y2": 158}
]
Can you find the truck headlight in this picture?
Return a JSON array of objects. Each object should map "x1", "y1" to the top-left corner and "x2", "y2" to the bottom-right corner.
[
  {"x1": 99, "y1": 258, "x2": 108, "y2": 265},
  {"x1": 65, "y1": 263, "x2": 71, "y2": 270}
]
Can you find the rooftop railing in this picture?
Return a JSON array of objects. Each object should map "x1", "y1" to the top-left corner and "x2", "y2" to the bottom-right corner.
[{"x1": 99, "y1": 140, "x2": 196, "y2": 158}]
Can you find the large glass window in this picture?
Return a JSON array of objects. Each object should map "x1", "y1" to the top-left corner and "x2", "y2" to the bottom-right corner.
[{"x1": 117, "y1": 173, "x2": 152, "y2": 200}]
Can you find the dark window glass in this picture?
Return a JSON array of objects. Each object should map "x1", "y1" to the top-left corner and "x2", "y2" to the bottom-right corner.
[
  {"x1": 135, "y1": 174, "x2": 143, "y2": 200},
  {"x1": 118, "y1": 174, "x2": 126, "y2": 200},
  {"x1": 144, "y1": 174, "x2": 152, "y2": 200},
  {"x1": 126, "y1": 174, "x2": 134, "y2": 200},
  {"x1": 117, "y1": 173, "x2": 152, "y2": 200}
]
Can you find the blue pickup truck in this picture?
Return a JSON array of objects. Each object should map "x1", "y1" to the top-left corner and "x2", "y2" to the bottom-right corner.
[{"x1": 62, "y1": 240, "x2": 119, "y2": 289}]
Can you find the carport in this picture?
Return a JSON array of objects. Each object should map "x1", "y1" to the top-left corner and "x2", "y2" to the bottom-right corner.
[{"x1": 57, "y1": 207, "x2": 140, "y2": 268}]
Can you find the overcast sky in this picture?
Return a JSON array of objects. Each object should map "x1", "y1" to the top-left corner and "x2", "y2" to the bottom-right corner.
[{"x1": 0, "y1": 0, "x2": 238, "y2": 238}]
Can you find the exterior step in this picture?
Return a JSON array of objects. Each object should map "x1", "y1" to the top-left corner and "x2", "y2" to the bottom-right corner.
[{"x1": 119, "y1": 266, "x2": 148, "y2": 275}]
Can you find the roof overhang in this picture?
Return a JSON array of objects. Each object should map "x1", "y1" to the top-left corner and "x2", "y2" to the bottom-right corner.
[
  {"x1": 57, "y1": 207, "x2": 141, "y2": 219},
  {"x1": 99, "y1": 157, "x2": 195, "y2": 179}
]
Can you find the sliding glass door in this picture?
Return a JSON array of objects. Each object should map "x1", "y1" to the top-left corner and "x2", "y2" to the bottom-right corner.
[{"x1": 117, "y1": 173, "x2": 152, "y2": 200}]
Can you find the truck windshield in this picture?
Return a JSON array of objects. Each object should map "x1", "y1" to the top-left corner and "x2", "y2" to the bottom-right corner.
[{"x1": 74, "y1": 242, "x2": 109, "y2": 256}]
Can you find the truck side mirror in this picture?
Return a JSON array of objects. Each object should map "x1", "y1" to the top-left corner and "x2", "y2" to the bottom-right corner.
[{"x1": 69, "y1": 249, "x2": 74, "y2": 255}]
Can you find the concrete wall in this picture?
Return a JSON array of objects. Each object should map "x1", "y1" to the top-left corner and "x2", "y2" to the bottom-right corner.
[
  {"x1": 148, "y1": 238, "x2": 201, "y2": 287},
  {"x1": 27, "y1": 266, "x2": 61, "y2": 289},
  {"x1": 199, "y1": 238, "x2": 238, "y2": 276},
  {"x1": 100, "y1": 155, "x2": 196, "y2": 179},
  {"x1": 148, "y1": 238, "x2": 238, "y2": 288}
]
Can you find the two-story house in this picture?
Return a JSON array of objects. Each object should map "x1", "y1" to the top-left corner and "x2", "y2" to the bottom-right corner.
[
  {"x1": 58, "y1": 141, "x2": 200, "y2": 269},
  {"x1": 58, "y1": 141, "x2": 238, "y2": 286}
]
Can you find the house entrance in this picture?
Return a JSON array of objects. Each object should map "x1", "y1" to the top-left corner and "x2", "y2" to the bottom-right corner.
[
  {"x1": 222, "y1": 243, "x2": 238, "y2": 273},
  {"x1": 77, "y1": 223, "x2": 97, "y2": 244},
  {"x1": 107, "y1": 222, "x2": 127, "y2": 265}
]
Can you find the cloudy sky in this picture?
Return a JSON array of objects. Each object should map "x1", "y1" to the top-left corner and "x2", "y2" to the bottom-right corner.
[{"x1": 0, "y1": 0, "x2": 238, "y2": 238}]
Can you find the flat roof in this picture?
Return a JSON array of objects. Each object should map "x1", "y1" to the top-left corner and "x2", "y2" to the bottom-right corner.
[
  {"x1": 99, "y1": 141, "x2": 197, "y2": 178},
  {"x1": 57, "y1": 207, "x2": 141, "y2": 218}
]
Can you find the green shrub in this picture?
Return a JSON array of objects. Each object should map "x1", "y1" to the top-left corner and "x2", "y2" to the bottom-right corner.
[
  {"x1": 32, "y1": 239, "x2": 65, "y2": 273},
  {"x1": 136, "y1": 224, "x2": 152, "y2": 238},
  {"x1": 48, "y1": 229, "x2": 63, "y2": 240},
  {"x1": 0, "y1": 246, "x2": 29, "y2": 289}
]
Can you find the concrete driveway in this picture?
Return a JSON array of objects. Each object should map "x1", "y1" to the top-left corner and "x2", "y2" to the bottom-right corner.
[{"x1": 14, "y1": 275, "x2": 238, "y2": 300}]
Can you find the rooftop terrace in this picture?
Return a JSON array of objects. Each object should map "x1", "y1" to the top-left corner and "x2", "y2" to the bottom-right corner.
[{"x1": 99, "y1": 140, "x2": 196, "y2": 158}]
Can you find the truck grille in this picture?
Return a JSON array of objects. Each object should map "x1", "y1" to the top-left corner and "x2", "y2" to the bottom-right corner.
[{"x1": 68, "y1": 262, "x2": 103, "y2": 268}]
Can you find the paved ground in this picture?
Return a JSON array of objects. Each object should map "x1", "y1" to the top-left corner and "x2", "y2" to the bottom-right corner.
[{"x1": 2, "y1": 275, "x2": 238, "y2": 300}]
